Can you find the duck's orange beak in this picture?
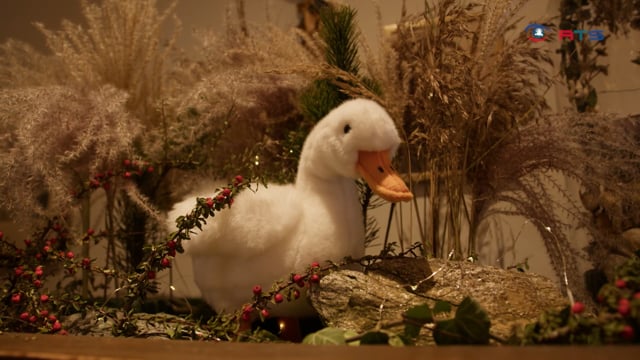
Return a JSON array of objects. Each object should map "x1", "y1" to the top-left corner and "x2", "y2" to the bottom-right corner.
[{"x1": 356, "y1": 150, "x2": 413, "y2": 202}]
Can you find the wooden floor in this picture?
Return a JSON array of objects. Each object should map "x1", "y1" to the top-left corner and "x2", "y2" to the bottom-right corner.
[{"x1": 0, "y1": 333, "x2": 639, "y2": 360}]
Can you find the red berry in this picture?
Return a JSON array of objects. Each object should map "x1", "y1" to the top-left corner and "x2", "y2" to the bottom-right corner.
[
  {"x1": 81, "y1": 258, "x2": 91, "y2": 269},
  {"x1": 310, "y1": 274, "x2": 321, "y2": 283},
  {"x1": 40, "y1": 310, "x2": 49, "y2": 317},
  {"x1": 48, "y1": 314, "x2": 57, "y2": 323},
  {"x1": 215, "y1": 194, "x2": 225, "y2": 202},
  {"x1": 571, "y1": 301, "x2": 584, "y2": 314},
  {"x1": 123, "y1": 171, "x2": 132, "y2": 179},
  {"x1": 29, "y1": 315, "x2": 37, "y2": 323},
  {"x1": 40, "y1": 294, "x2": 49, "y2": 303},
  {"x1": 615, "y1": 279, "x2": 627, "y2": 289},
  {"x1": 160, "y1": 257, "x2": 171, "y2": 268},
  {"x1": 19, "y1": 312, "x2": 29, "y2": 321},
  {"x1": 33, "y1": 279, "x2": 42, "y2": 288},
  {"x1": 147, "y1": 271, "x2": 156, "y2": 280},
  {"x1": 146, "y1": 166, "x2": 154, "y2": 173},
  {"x1": 24, "y1": 239, "x2": 32, "y2": 247},
  {"x1": 234, "y1": 175, "x2": 244, "y2": 185},
  {"x1": 274, "y1": 293, "x2": 284, "y2": 303},
  {"x1": 241, "y1": 312, "x2": 251, "y2": 321},
  {"x1": 618, "y1": 298, "x2": 631, "y2": 316},
  {"x1": 205, "y1": 197, "x2": 214, "y2": 208},
  {"x1": 14, "y1": 266, "x2": 23, "y2": 277},
  {"x1": 311, "y1": 261, "x2": 320, "y2": 268},
  {"x1": 66, "y1": 251, "x2": 74, "y2": 259},
  {"x1": 123, "y1": 159, "x2": 131, "y2": 167},
  {"x1": 52, "y1": 320, "x2": 62, "y2": 332},
  {"x1": 52, "y1": 223, "x2": 61, "y2": 232},
  {"x1": 35, "y1": 266, "x2": 44, "y2": 277},
  {"x1": 252, "y1": 285, "x2": 262, "y2": 296},
  {"x1": 11, "y1": 293, "x2": 21, "y2": 304},
  {"x1": 261, "y1": 309, "x2": 270, "y2": 318},
  {"x1": 634, "y1": 292, "x2": 640, "y2": 300},
  {"x1": 243, "y1": 305, "x2": 253, "y2": 314},
  {"x1": 87, "y1": 228, "x2": 95, "y2": 236},
  {"x1": 293, "y1": 289, "x2": 301, "y2": 299},
  {"x1": 621, "y1": 325, "x2": 635, "y2": 341},
  {"x1": 43, "y1": 245, "x2": 51, "y2": 253},
  {"x1": 35, "y1": 253, "x2": 42, "y2": 260},
  {"x1": 221, "y1": 188, "x2": 231, "y2": 197},
  {"x1": 167, "y1": 240, "x2": 177, "y2": 249},
  {"x1": 59, "y1": 329, "x2": 68, "y2": 336},
  {"x1": 0, "y1": 231, "x2": 3, "y2": 239},
  {"x1": 292, "y1": 274, "x2": 303, "y2": 283}
]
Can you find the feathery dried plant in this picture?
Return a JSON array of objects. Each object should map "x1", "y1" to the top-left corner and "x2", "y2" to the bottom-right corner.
[
  {"x1": 362, "y1": 0, "x2": 553, "y2": 258},
  {"x1": 34, "y1": 0, "x2": 179, "y2": 123},
  {"x1": 161, "y1": 1, "x2": 324, "y2": 187},
  {"x1": 353, "y1": 0, "x2": 640, "y2": 302},
  {"x1": 0, "y1": 85, "x2": 138, "y2": 229}
]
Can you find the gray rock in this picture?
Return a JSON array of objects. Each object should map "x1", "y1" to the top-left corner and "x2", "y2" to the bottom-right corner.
[{"x1": 310, "y1": 258, "x2": 568, "y2": 343}]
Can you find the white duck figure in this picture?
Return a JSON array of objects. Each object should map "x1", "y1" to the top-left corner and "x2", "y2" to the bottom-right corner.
[{"x1": 168, "y1": 98, "x2": 412, "y2": 316}]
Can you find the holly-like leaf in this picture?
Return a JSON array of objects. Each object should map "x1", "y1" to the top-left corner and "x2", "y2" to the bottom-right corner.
[{"x1": 302, "y1": 327, "x2": 347, "y2": 345}]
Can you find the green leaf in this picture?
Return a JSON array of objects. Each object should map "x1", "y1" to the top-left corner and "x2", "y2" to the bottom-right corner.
[
  {"x1": 360, "y1": 331, "x2": 389, "y2": 345},
  {"x1": 434, "y1": 297, "x2": 491, "y2": 345},
  {"x1": 405, "y1": 304, "x2": 433, "y2": 324},
  {"x1": 454, "y1": 297, "x2": 491, "y2": 344},
  {"x1": 404, "y1": 303, "x2": 433, "y2": 338},
  {"x1": 433, "y1": 300, "x2": 452, "y2": 315},
  {"x1": 433, "y1": 319, "x2": 461, "y2": 345},
  {"x1": 302, "y1": 327, "x2": 347, "y2": 345}
]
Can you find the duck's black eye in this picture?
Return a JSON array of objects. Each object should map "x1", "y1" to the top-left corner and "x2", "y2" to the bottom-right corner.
[
  {"x1": 343, "y1": 124, "x2": 351, "y2": 134},
  {"x1": 377, "y1": 166, "x2": 384, "y2": 173}
]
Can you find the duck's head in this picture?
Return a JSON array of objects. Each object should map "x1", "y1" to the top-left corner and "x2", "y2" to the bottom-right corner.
[{"x1": 298, "y1": 98, "x2": 413, "y2": 202}]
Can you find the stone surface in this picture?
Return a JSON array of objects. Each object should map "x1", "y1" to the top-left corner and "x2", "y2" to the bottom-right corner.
[{"x1": 310, "y1": 258, "x2": 568, "y2": 343}]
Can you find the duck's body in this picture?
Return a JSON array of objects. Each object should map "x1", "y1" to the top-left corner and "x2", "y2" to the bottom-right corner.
[{"x1": 168, "y1": 99, "x2": 412, "y2": 316}]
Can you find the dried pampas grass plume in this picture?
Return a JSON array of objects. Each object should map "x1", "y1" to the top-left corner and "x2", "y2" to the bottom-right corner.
[{"x1": 0, "y1": 85, "x2": 139, "y2": 228}]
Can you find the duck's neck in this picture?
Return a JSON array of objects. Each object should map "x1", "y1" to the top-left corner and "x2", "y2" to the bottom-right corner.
[{"x1": 295, "y1": 169, "x2": 355, "y2": 200}]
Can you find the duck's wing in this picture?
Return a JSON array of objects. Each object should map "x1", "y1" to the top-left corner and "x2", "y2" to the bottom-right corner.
[{"x1": 168, "y1": 184, "x2": 302, "y2": 258}]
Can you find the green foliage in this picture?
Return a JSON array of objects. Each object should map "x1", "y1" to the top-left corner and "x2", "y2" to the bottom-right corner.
[
  {"x1": 521, "y1": 252, "x2": 640, "y2": 344},
  {"x1": 0, "y1": 174, "x2": 251, "y2": 337},
  {"x1": 319, "y1": 6, "x2": 360, "y2": 76},
  {"x1": 303, "y1": 297, "x2": 491, "y2": 346},
  {"x1": 303, "y1": 327, "x2": 350, "y2": 345},
  {"x1": 433, "y1": 297, "x2": 491, "y2": 345}
]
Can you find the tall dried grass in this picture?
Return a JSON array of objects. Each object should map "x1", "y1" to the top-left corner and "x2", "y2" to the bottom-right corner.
[{"x1": 349, "y1": 0, "x2": 640, "y2": 302}]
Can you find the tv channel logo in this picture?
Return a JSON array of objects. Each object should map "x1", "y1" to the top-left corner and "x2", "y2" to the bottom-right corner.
[{"x1": 525, "y1": 23, "x2": 605, "y2": 42}]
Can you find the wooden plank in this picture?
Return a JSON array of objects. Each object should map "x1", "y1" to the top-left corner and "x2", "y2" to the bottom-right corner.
[{"x1": 0, "y1": 333, "x2": 639, "y2": 360}]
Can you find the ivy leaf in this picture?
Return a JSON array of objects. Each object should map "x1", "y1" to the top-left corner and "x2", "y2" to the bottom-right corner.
[
  {"x1": 454, "y1": 297, "x2": 491, "y2": 344},
  {"x1": 360, "y1": 331, "x2": 389, "y2": 345},
  {"x1": 434, "y1": 297, "x2": 491, "y2": 345},
  {"x1": 405, "y1": 304, "x2": 433, "y2": 323},
  {"x1": 433, "y1": 319, "x2": 461, "y2": 345},
  {"x1": 404, "y1": 304, "x2": 433, "y2": 338},
  {"x1": 433, "y1": 300, "x2": 453, "y2": 315},
  {"x1": 302, "y1": 327, "x2": 347, "y2": 345}
]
